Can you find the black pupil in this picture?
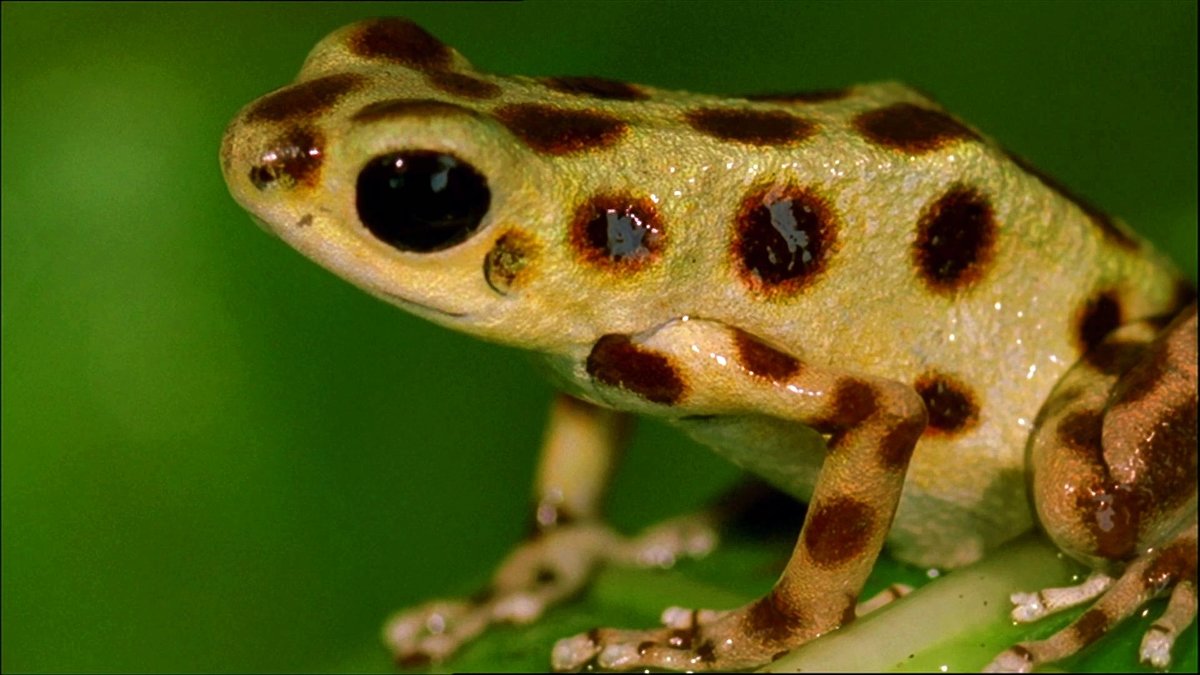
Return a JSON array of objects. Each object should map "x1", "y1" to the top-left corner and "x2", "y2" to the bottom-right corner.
[{"x1": 356, "y1": 151, "x2": 490, "y2": 252}]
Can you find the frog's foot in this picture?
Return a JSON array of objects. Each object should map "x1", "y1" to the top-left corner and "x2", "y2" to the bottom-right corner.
[
  {"x1": 984, "y1": 523, "x2": 1197, "y2": 673},
  {"x1": 552, "y1": 592, "x2": 835, "y2": 672},
  {"x1": 384, "y1": 517, "x2": 718, "y2": 667}
]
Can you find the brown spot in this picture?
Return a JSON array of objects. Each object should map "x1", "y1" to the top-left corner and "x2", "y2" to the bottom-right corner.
[
  {"x1": 534, "y1": 566, "x2": 558, "y2": 584},
  {"x1": 243, "y1": 73, "x2": 367, "y2": 124},
  {"x1": 1006, "y1": 645, "x2": 1034, "y2": 667},
  {"x1": 494, "y1": 104, "x2": 627, "y2": 155},
  {"x1": 666, "y1": 628, "x2": 693, "y2": 650},
  {"x1": 587, "y1": 627, "x2": 601, "y2": 644},
  {"x1": 744, "y1": 588, "x2": 806, "y2": 643},
  {"x1": 839, "y1": 592, "x2": 858, "y2": 626},
  {"x1": 685, "y1": 108, "x2": 817, "y2": 146},
  {"x1": 248, "y1": 128, "x2": 324, "y2": 190},
  {"x1": 570, "y1": 194, "x2": 664, "y2": 269},
  {"x1": 349, "y1": 18, "x2": 453, "y2": 70},
  {"x1": 745, "y1": 89, "x2": 849, "y2": 104},
  {"x1": 696, "y1": 641, "x2": 718, "y2": 663},
  {"x1": 814, "y1": 379, "x2": 879, "y2": 432},
  {"x1": 637, "y1": 641, "x2": 656, "y2": 655},
  {"x1": 1137, "y1": 401, "x2": 1198, "y2": 512},
  {"x1": 468, "y1": 586, "x2": 495, "y2": 605},
  {"x1": 913, "y1": 185, "x2": 997, "y2": 293},
  {"x1": 1111, "y1": 306, "x2": 1195, "y2": 405},
  {"x1": 396, "y1": 651, "x2": 431, "y2": 669},
  {"x1": 1006, "y1": 152, "x2": 1139, "y2": 251},
  {"x1": 1057, "y1": 409, "x2": 1142, "y2": 560},
  {"x1": 802, "y1": 496, "x2": 876, "y2": 568},
  {"x1": 296, "y1": 214, "x2": 313, "y2": 228},
  {"x1": 484, "y1": 229, "x2": 538, "y2": 294},
  {"x1": 426, "y1": 70, "x2": 501, "y2": 100},
  {"x1": 542, "y1": 76, "x2": 649, "y2": 101},
  {"x1": 1143, "y1": 539, "x2": 1198, "y2": 592},
  {"x1": 1076, "y1": 291, "x2": 1124, "y2": 357},
  {"x1": 771, "y1": 650, "x2": 790, "y2": 662},
  {"x1": 1085, "y1": 339, "x2": 1148, "y2": 377},
  {"x1": 732, "y1": 329, "x2": 800, "y2": 381},
  {"x1": 854, "y1": 103, "x2": 979, "y2": 154},
  {"x1": 914, "y1": 372, "x2": 980, "y2": 435},
  {"x1": 1069, "y1": 608, "x2": 1111, "y2": 647},
  {"x1": 733, "y1": 184, "x2": 839, "y2": 295},
  {"x1": 1057, "y1": 409, "x2": 1104, "y2": 460},
  {"x1": 877, "y1": 414, "x2": 926, "y2": 472},
  {"x1": 351, "y1": 98, "x2": 480, "y2": 123},
  {"x1": 586, "y1": 334, "x2": 685, "y2": 405}
]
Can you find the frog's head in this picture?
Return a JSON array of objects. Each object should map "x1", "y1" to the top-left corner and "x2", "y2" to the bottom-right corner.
[{"x1": 221, "y1": 19, "x2": 668, "y2": 350}]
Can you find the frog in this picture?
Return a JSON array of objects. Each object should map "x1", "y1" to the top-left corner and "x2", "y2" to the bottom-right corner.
[{"x1": 219, "y1": 18, "x2": 1197, "y2": 672}]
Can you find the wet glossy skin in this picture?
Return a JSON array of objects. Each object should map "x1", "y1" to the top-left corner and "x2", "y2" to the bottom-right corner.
[{"x1": 221, "y1": 18, "x2": 1197, "y2": 673}]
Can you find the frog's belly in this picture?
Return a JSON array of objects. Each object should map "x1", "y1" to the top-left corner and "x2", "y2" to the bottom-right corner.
[{"x1": 673, "y1": 412, "x2": 1033, "y2": 570}]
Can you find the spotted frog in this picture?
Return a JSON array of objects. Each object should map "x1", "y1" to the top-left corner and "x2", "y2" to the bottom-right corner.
[{"x1": 220, "y1": 18, "x2": 1197, "y2": 672}]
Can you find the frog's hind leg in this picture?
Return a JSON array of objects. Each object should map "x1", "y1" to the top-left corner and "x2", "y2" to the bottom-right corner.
[{"x1": 987, "y1": 305, "x2": 1198, "y2": 673}]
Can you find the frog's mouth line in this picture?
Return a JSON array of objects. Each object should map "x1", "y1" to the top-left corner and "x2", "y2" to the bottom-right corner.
[{"x1": 381, "y1": 290, "x2": 468, "y2": 318}]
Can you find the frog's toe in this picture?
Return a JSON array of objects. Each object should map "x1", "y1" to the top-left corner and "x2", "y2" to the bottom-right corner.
[
  {"x1": 1138, "y1": 579, "x2": 1198, "y2": 669},
  {"x1": 383, "y1": 599, "x2": 472, "y2": 653},
  {"x1": 550, "y1": 630, "x2": 603, "y2": 671}
]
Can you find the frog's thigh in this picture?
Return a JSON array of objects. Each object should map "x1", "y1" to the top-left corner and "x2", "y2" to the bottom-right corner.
[
  {"x1": 1030, "y1": 306, "x2": 1196, "y2": 567},
  {"x1": 574, "y1": 318, "x2": 926, "y2": 668},
  {"x1": 993, "y1": 306, "x2": 1197, "y2": 672}
]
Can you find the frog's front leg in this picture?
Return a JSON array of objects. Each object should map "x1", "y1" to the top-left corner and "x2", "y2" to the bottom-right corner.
[
  {"x1": 383, "y1": 394, "x2": 717, "y2": 666},
  {"x1": 987, "y1": 305, "x2": 1197, "y2": 672},
  {"x1": 552, "y1": 318, "x2": 927, "y2": 672}
]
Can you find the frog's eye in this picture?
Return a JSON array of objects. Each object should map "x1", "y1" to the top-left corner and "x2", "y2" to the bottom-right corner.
[{"x1": 356, "y1": 151, "x2": 491, "y2": 252}]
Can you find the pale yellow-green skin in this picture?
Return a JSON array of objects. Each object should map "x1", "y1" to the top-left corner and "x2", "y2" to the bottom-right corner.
[{"x1": 221, "y1": 21, "x2": 1182, "y2": 570}]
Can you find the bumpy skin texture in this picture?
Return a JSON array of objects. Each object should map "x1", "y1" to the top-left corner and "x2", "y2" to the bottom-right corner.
[{"x1": 220, "y1": 18, "x2": 1196, "y2": 672}]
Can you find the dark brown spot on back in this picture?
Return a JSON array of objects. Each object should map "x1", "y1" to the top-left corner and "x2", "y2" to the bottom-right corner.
[
  {"x1": 1076, "y1": 291, "x2": 1124, "y2": 357},
  {"x1": 351, "y1": 98, "x2": 480, "y2": 123},
  {"x1": 744, "y1": 588, "x2": 806, "y2": 643},
  {"x1": 586, "y1": 334, "x2": 685, "y2": 405},
  {"x1": 733, "y1": 184, "x2": 839, "y2": 295},
  {"x1": 349, "y1": 18, "x2": 453, "y2": 70},
  {"x1": 913, "y1": 185, "x2": 997, "y2": 293},
  {"x1": 637, "y1": 641, "x2": 656, "y2": 655},
  {"x1": 484, "y1": 229, "x2": 538, "y2": 295},
  {"x1": 1069, "y1": 608, "x2": 1111, "y2": 647},
  {"x1": 802, "y1": 496, "x2": 876, "y2": 568},
  {"x1": 732, "y1": 329, "x2": 800, "y2": 381},
  {"x1": 685, "y1": 108, "x2": 816, "y2": 146},
  {"x1": 244, "y1": 73, "x2": 367, "y2": 124},
  {"x1": 248, "y1": 128, "x2": 324, "y2": 190},
  {"x1": 1006, "y1": 152, "x2": 1139, "y2": 250},
  {"x1": 854, "y1": 103, "x2": 979, "y2": 153},
  {"x1": 697, "y1": 641, "x2": 718, "y2": 663},
  {"x1": 914, "y1": 372, "x2": 980, "y2": 435},
  {"x1": 534, "y1": 566, "x2": 558, "y2": 584},
  {"x1": 542, "y1": 76, "x2": 648, "y2": 101},
  {"x1": 570, "y1": 194, "x2": 664, "y2": 269},
  {"x1": 745, "y1": 89, "x2": 849, "y2": 104},
  {"x1": 494, "y1": 104, "x2": 628, "y2": 155},
  {"x1": 426, "y1": 71, "x2": 501, "y2": 100}
]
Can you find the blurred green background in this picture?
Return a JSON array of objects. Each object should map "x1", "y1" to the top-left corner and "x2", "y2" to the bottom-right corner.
[{"x1": 2, "y1": 2, "x2": 1195, "y2": 672}]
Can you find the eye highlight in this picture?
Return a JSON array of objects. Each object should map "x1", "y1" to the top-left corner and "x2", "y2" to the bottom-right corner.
[{"x1": 356, "y1": 151, "x2": 491, "y2": 252}]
